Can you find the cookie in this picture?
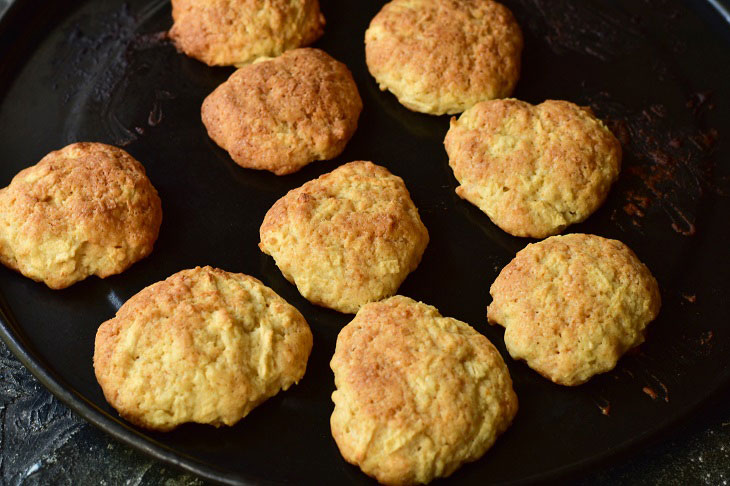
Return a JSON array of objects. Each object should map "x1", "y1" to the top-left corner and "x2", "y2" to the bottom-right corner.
[
  {"x1": 488, "y1": 234, "x2": 661, "y2": 386},
  {"x1": 94, "y1": 266, "x2": 313, "y2": 431},
  {"x1": 202, "y1": 48, "x2": 363, "y2": 175},
  {"x1": 169, "y1": 0, "x2": 325, "y2": 66},
  {"x1": 365, "y1": 0, "x2": 523, "y2": 115},
  {"x1": 331, "y1": 296, "x2": 518, "y2": 485},
  {"x1": 445, "y1": 99, "x2": 622, "y2": 238},
  {"x1": 259, "y1": 161, "x2": 428, "y2": 313},
  {"x1": 0, "y1": 142, "x2": 162, "y2": 289}
]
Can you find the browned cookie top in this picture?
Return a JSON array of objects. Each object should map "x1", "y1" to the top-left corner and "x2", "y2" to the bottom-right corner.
[
  {"x1": 0, "y1": 142, "x2": 162, "y2": 289},
  {"x1": 170, "y1": 0, "x2": 325, "y2": 66},
  {"x1": 365, "y1": 0, "x2": 523, "y2": 115},
  {"x1": 202, "y1": 48, "x2": 362, "y2": 175}
]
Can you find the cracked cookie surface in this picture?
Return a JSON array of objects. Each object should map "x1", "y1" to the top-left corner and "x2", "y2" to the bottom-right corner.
[
  {"x1": 365, "y1": 0, "x2": 522, "y2": 115},
  {"x1": 202, "y1": 48, "x2": 362, "y2": 175},
  {"x1": 259, "y1": 161, "x2": 428, "y2": 313},
  {"x1": 445, "y1": 99, "x2": 621, "y2": 238},
  {"x1": 169, "y1": 0, "x2": 325, "y2": 66},
  {"x1": 488, "y1": 234, "x2": 661, "y2": 386},
  {"x1": 0, "y1": 142, "x2": 162, "y2": 289},
  {"x1": 331, "y1": 296, "x2": 518, "y2": 485},
  {"x1": 94, "y1": 266, "x2": 313, "y2": 431}
]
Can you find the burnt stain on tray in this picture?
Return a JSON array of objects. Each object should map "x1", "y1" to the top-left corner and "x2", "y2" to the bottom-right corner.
[
  {"x1": 516, "y1": 0, "x2": 643, "y2": 62},
  {"x1": 510, "y1": 0, "x2": 723, "y2": 241},
  {"x1": 601, "y1": 98, "x2": 719, "y2": 237}
]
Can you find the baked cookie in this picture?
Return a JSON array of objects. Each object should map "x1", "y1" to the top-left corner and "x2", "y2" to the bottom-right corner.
[
  {"x1": 94, "y1": 266, "x2": 313, "y2": 431},
  {"x1": 488, "y1": 234, "x2": 661, "y2": 386},
  {"x1": 202, "y1": 48, "x2": 363, "y2": 175},
  {"x1": 365, "y1": 0, "x2": 523, "y2": 115},
  {"x1": 445, "y1": 99, "x2": 622, "y2": 238},
  {"x1": 0, "y1": 142, "x2": 162, "y2": 289},
  {"x1": 331, "y1": 296, "x2": 518, "y2": 485},
  {"x1": 169, "y1": 0, "x2": 325, "y2": 66},
  {"x1": 259, "y1": 161, "x2": 428, "y2": 313}
]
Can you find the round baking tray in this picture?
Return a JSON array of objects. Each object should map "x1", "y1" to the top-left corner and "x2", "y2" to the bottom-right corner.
[{"x1": 1, "y1": 0, "x2": 729, "y2": 484}]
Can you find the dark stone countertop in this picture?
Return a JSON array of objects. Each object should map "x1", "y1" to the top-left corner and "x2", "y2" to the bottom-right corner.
[{"x1": 1, "y1": 338, "x2": 729, "y2": 485}]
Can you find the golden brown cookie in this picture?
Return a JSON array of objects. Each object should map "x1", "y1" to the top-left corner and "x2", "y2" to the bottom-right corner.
[
  {"x1": 331, "y1": 296, "x2": 518, "y2": 485},
  {"x1": 445, "y1": 99, "x2": 622, "y2": 238},
  {"x1": 169, "y1": 0, "x2": 325, "y2": 66},
  {"x1": 365, "y1": 0, "x2": 523, "y2": 115},
  {"x1": 94, "y1": 266, "x2": 313, "y2": 431},
  {"x1": 0, "y1": 142, "x2": 162, "y2": 289},
  {"x1": 201, "y1": 48, "x2": 363, "y2": 175},
  {"x1": 488, "y1": 234, "x2": 661, "y2": 386},
  {"x1": 259, "y1": 161, "x2": 429, "y2": 313}
]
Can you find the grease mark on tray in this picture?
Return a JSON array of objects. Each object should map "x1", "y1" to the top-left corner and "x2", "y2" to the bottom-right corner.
[
  {"x1": 699, "y1": 331, "x2": 714, "y2": 350},
  {"x1": 514, "y1": 0, "x2": 641, "y2": 61},
  {"x1": 682, "y1": 294, "x2": 697, "y2": 304},
  {"x1": 642, "y1": 375, "x2": 670, "y2": 403},
  {"x1": 595, "y1": 398, "x2": 611, "y2": 416},
  {"x1": 147, "y1": 89, "x2": 176, "y2": 127},
  {"x1": 51, "y1": 1, "x2": 174, "y2": 146}
]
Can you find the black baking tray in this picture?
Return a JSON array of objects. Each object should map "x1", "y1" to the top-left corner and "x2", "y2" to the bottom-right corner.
[{"x1": 1, "y1": 0, "x2": 729, "y2": 484}]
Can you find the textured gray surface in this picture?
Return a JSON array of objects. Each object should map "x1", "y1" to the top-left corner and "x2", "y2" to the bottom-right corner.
[
  {"x1": 0, "y1": 340, "x2": 202, "y2": 486},
  {"x1": 1, "y1": 336, "x2": 729, "y2": 485}
]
